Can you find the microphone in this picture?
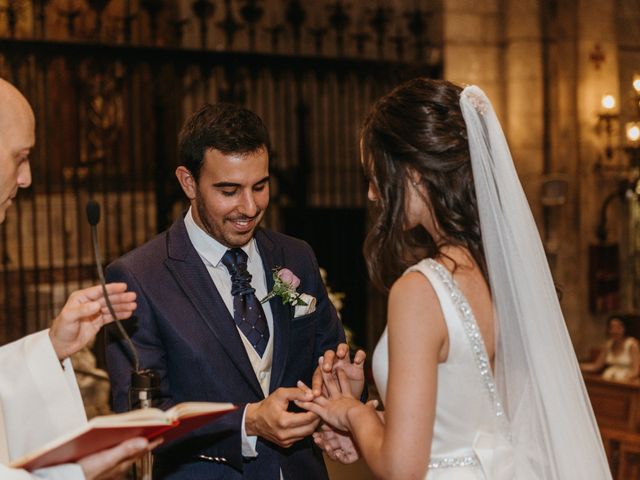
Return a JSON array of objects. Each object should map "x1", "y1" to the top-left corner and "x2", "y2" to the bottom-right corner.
[
  {"x1": 87, "y1": 200, "x2": 158, "y2": 480},
  {"x1": 86, "y1": 200, "x2": 141, "y2": 372},
  {"x1": 86, "y1": 200, "x2": 161, "y2": 410}
]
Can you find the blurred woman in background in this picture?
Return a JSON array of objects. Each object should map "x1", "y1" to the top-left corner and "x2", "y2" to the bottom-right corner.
[{"x1": 581, "y1": 315, "x2": 640, "y2": 381}]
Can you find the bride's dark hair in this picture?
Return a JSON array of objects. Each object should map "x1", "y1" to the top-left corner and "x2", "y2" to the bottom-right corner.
[{"x1": 362, "y1": 78, "x2": 487, "y2": 291}]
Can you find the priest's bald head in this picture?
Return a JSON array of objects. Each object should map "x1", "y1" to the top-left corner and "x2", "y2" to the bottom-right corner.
[{"x1": 0, "y1": 78, "x2": 34, "y2": 224}]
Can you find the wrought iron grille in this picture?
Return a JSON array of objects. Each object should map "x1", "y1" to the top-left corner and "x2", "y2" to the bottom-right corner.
[{"x1": 0, "y1": 0, "x2": 441, "y2": 350}]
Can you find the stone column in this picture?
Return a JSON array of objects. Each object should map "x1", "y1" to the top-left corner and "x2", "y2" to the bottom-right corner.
[
  {"x1": 443, "y1": 0, "x2": 504, "y2": 118},
  {"x1": 443, "y1": 0, "x2": 545, "y2": 205},
  {"x1": 573, "y1": 0, "x2": 620, "y2": 353},
  {"x1": 502, "y1": 0, "x2": 544, "y2": 215}
]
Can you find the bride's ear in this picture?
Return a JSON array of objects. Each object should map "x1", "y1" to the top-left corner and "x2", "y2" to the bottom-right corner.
[{"x1": 406, "y1": 167, "x2": 423, "y2": 189}]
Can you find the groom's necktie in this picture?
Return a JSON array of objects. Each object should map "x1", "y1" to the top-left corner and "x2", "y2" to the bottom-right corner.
[{"x1": 221, "y1": 248, "x2": 269, "y2": 357}]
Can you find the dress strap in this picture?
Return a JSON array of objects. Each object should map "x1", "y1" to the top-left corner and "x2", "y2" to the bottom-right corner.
[{"x1": 417, "y1": 259, "x2": 510, "y2": 436}]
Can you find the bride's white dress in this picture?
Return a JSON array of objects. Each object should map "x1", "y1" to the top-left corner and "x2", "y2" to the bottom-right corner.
[{"x1": 372, "y1": 258, "x2": 515, "y2": 479}]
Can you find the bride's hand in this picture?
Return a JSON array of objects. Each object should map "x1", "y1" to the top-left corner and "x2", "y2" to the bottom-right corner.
[
  {"x1": 311, "y1": 344, "x2": 366, "y2": 398},
  {"x1": 313, "y1": 424, "x2": 360, "y2": 464},
  {"x1": 297, "y1": 362, "x2": 374, "y2": 432}
]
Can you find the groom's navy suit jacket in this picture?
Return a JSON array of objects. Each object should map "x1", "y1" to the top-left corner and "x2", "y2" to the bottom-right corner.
[{"x1": 104, "y1": 213, "x2": 345, "y2": 479}]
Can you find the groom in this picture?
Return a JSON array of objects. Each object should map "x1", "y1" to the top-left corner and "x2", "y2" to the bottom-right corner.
[{"x1": 105, "y1": 103, "x2": 345, "y2": 479}]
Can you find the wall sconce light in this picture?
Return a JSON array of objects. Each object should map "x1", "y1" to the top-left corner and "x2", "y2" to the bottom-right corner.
[
  {"x1": 594, "y1": 89, "x2": 636, "y2": 242},
  {"x1": 627, "y1": 122, "x2": 640, "y2": 142},
  {"x1": 590, "y1": 78, "x2": 640, "y2": 313},
  {"x1": 633, "y1": 74, "x2": 640, "y2": 94},
  {"x1": 598, "y1": 94, "x2": 618, "y2": 161},
  {"x1": 625, "y1": 78, "x2": 640, "y2": 168},
  {"x1": 603, "y1": 93, "x2": 616, "y2": 110},
  {"x1": 625, "y1": 121, "x2": 640, "y2": 167},
  {"x1": 595, "y1": 75, "x2": 640, "y2": 172}
]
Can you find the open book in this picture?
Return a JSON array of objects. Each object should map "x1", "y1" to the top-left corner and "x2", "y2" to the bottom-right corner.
[{"x1": 11, "y1": 402, "x2": 237, "y2": 471}]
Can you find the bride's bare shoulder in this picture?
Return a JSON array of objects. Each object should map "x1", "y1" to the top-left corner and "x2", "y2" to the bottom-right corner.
[
  {"x1": 387, "y1": 269, "x2": 447, "y2": 345},
  {"x1": 390, "y1": 268, "x2": 435, "y2": 300}
]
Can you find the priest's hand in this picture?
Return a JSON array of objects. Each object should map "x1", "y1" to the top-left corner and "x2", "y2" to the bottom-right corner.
[
  {"x1": 49, "y1": 283, "x2": 137, "y2": 361},
  {"x1": 78, "y1": 436, "x2": 160, "y2": 480}
]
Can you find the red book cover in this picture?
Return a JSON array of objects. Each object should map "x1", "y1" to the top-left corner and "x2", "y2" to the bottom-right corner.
[{"x1": 11, "y1": 402, "x2": 237, "y2": 471}]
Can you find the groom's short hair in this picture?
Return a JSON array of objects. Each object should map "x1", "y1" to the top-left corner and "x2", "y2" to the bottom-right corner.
[{"x1": 178, "y1": 102, "x2": 271, "y2": 181}]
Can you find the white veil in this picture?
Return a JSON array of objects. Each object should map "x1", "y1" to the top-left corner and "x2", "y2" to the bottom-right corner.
[{"x1": 459, "y1": 85, "x2": 611, "y2": 479}]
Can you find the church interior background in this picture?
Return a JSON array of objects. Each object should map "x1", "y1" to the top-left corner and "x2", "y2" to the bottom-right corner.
[{"x1": 2, "y1": 0, "x2": 640, "y2": 477}]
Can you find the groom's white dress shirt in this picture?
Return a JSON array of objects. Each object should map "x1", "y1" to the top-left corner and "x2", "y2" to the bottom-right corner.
[
  {"x1": 185, "y1": 208, "x2": 275, "y2": 459},
  {"x1": 0, "y1": 330, "x2": 87, "y2": 479}
]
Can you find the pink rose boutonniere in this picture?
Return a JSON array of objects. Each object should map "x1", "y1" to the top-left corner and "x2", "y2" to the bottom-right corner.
[{"x1": 261, "y1": 268, "x2": 308, "y2": 306}]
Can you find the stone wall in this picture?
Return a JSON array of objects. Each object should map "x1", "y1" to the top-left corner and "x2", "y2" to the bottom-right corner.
[{"x1": 442, "y1": 0, "x2": 634, "y2": 356}]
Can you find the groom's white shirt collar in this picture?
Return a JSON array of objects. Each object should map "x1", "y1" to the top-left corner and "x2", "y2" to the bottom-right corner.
[{"x1": 184, "y1": 207, "x2": 259, "y2": 268}]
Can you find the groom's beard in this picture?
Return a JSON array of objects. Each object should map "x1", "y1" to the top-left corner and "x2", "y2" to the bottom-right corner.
[{"x1": 195, "y1": 192, "x2": 265, "y2": 248}]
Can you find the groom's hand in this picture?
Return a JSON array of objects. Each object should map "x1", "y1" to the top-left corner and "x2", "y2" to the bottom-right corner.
[{"x1": 245, "y1": 387, "x2": 320, "y2": 448}]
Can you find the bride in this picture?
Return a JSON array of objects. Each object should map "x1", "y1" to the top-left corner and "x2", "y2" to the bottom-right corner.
[{"x1": 296, "y1": 79, "x2": 611, "y2": 479}]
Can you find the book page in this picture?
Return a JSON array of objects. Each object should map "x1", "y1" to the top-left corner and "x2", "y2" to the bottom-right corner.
[
  {"x1": 89, "y1": 408, "x2": 171, "y2": 427},
  {"x1": 166, "y1": 402, "x2": 236, "y2": 421}
]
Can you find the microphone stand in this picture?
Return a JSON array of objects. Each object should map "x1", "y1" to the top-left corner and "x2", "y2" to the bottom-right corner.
[
  {"x1": 86, "y1": 200, "x2": 158, "y2": 480},
  {"x1": 130, "y1": 369, "x2": 160, "y2": 480}
]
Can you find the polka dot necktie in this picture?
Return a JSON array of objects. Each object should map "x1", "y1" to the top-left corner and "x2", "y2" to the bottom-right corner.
[{"x1": 221, "y1": 248, "x2": 269, "y2": 357}]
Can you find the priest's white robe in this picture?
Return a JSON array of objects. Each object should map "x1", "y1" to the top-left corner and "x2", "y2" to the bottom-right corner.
[{"x1": 0, "y1": 330, "x2": 87, "y2": 479}]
